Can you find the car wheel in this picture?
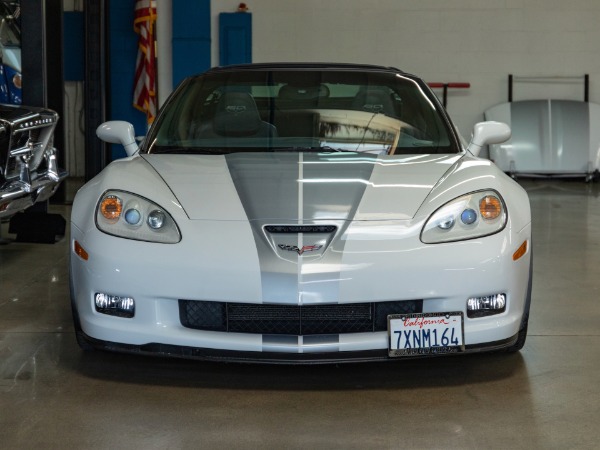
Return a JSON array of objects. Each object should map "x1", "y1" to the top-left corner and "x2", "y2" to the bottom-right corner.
[{"x1": 585, "y1": 169, "x2": 600, "y2": 183}]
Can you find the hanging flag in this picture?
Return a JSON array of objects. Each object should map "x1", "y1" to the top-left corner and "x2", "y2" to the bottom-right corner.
[{"x1": 133, "y1": 0, "x2": 157, "y2": 125}]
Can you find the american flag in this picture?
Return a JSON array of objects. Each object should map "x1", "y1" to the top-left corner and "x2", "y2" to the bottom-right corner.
[{"x1": 133, "y1": 0, "x2": 157, "y2": 124}]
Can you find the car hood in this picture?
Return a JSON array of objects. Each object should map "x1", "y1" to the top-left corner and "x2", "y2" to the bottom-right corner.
[{"x1": 143, "y1": 152, "x2": 462, "y2": 221}]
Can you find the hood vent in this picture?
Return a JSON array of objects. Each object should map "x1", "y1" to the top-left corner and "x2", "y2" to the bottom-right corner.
[{"x1": 265, "y1": 225, "x2": 337, "y2": 234}]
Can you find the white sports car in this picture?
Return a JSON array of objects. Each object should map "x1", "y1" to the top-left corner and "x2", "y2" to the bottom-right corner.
[{"x1": 70, "y1": 63, "x2": 532, "y2": 363}]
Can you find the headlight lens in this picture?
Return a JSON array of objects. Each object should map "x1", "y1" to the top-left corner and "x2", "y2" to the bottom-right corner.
[
  {"x1": 99, "y1": 195, "x2": 122, "y2": 222},
  {"x1": 421, "y1": 190, "x2": 507, "y2": 244},
  {"x1": 96, "y1": 191, "x2": 181, "y2": 243},
  {"x1": 12, "y1": 73, "x2": 22, "y2": 90}
]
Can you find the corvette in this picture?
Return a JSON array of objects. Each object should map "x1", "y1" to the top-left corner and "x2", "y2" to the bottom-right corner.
[{"x1": 70, "y1": 63, "x2": 532, "y2": 363}]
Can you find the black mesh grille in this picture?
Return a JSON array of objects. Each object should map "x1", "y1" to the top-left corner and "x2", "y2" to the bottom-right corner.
[
  {"x1": 264, "y1": 225, "x2": 337, "y2": 233},
  {"x1": 179, "y1": 300, "x2": 422, "y2": 335}
]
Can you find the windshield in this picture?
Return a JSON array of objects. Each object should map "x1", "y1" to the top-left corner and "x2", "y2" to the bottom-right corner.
[{"x1": 146, "y1": 69, "x2": 459, "y2": 155}]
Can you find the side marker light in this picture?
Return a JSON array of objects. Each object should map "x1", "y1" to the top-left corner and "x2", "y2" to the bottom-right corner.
[
  {"x1": 513, "y1": 240, "x2": 528, "y2": 261},
  {"x1": 74, "y1": 241, "x2": 89, "y2": 261}
]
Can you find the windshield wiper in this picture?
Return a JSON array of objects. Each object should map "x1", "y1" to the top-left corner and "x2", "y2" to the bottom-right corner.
[
  {"x1": 320, "y1": 146, "x2": 350, "y2": 153},
  {"x1": 273, "y1": 146, "x2": 349, "y2": 153},
  {"x1": 149, "y1": 147, "x2": 228, "y2": 155}
]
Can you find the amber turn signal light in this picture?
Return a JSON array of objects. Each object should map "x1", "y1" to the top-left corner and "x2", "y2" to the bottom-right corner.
[
  {"x1": 74, "y1": 240, "x2": 89, "y2": 261},
  {"x1": 513, "y1": 240, "x2": 528, "y2": 261},
  {"x1": 479, "y1": 195, "x2": 502, "y2": 220},
  {"x1": 100, "y1": 195, "x2": 122, "y2": 220}
]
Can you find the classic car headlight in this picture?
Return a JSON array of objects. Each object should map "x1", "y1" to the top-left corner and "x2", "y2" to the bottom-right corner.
[
  {"x1": 96, "y1": 191, "x2": 181, "y2": 243},
  {"x1": 421, "y1": 190, "x2": 507, "y2": 244},
  {"x1": 12, "y1": 73, "x2": 22, "y2": 90}
]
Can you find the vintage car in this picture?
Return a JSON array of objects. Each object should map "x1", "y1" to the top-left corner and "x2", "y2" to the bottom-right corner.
[
  {"x1": 70, "y1": 63, "x2": 532, "y2": 363},
  {"x1": 0, "y1": 104, "x2": 67, "y2": 219}
]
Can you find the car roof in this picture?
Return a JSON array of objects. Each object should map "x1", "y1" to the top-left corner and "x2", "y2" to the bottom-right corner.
[{"x1": 206, "y1": 62, "x2": 411, "y2": 76}]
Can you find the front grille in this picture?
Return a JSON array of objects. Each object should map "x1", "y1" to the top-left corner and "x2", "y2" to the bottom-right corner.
[
  {"x1": 5, "y1": 131, "x2": 29, "y2": 179},
  {"x1": 265, "y1": 225, "x2": 337, "y2": 233},
  {"x1": 179, "y1": 299, "x2": 422, "y2": 335}
]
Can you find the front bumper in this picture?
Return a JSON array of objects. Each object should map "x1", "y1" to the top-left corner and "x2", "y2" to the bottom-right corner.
[
  {"x1": 0, "y1": 104, "x2": 66, "y2": 218},
  {"x1": 76, "y1": 331, "x2": 520, "y2": 364},
  {"x1": 70, "y1": 217, "x2": 532, "y2": 361}
]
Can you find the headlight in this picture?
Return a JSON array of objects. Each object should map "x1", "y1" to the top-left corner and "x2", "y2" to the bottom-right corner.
[
  {"x1": 12, "y1": 73, "x2": 22, "y2": 90},
  {"x1": 96, "y1": 190, "x2": 181, "y2": 243},
  {"x1": 420, "y1": 190, "x2": 507, "y2": 244}
]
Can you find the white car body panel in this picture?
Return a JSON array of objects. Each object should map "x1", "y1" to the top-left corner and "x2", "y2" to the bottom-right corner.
[{"x1": 485, "y1": 99, "x2": 600, "y2": 178}]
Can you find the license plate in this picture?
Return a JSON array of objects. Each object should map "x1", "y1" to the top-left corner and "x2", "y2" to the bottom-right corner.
[{"x1": 388, "y1": 312, "x2": 465, "y2": 357}]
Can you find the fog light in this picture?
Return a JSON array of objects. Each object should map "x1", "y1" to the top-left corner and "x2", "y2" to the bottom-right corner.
[
  {"x1": 95, "y1": 293, "x2": 135, "y2": 318},
  {"x1": 467, "y1": 293, "x2": 506, "y2": 318}
]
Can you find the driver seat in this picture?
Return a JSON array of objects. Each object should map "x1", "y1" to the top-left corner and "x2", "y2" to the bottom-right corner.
[{"x1": 195, "y1": 92, "x2": 277, "y2": 138}]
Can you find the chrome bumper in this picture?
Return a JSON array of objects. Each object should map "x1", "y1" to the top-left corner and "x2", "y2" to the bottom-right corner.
[
  {"x1": 0, "y1": 105, "x2": 68, "y2": 219},
  {"x1": 0, "y1": 168, "x2": 69, "y2": 219}
]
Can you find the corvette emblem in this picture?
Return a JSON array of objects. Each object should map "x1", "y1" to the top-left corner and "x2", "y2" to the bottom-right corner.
[
  {"x1": 278, "y1": 244, "x2": 323, "y2": 255},
  {"x1": 226, "y1": 105, "x2": 247, "y2": 114}
]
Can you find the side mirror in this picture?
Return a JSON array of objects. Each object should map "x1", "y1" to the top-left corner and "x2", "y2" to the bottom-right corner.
[
  {"x1": 96, "y1": 121, "x2": 139, "y2": 157},
  {"x1": 467, "y1": 121, "x2": 511, "y2": 157}
]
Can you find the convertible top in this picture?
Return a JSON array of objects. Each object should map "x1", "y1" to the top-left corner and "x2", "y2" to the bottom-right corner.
[{"x1": 206, "y1": 62, "x2": 408, "y2": 75}]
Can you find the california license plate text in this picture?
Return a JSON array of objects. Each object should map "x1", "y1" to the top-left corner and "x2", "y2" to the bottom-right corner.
[{"x1": 388, "y1": 312, "x2": 464, "y2": 357}]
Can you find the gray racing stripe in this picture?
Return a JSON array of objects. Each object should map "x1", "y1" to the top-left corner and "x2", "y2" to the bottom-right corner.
[
  {"x1": 225, "y1": 153, "x2": 300, "y2": 220},
  {"x1": 301, "y1": 152, "x2": 377, "y2": 220},
  {"x1": 225, "y1": 152, "x2": 376, "y2": 306},
  {"x1": 263, "y1": 334, "x2": 340, "y2": 353}
]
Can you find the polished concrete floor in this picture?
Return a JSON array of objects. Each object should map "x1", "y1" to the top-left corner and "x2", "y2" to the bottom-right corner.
[{"x1": 1, "y1": 179, "x2": 599, "y2": 449}]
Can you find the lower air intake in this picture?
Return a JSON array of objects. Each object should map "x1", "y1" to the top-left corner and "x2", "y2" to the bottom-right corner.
[{"x1": 179, "y1": 300, "x2": 423, "y2": 335}]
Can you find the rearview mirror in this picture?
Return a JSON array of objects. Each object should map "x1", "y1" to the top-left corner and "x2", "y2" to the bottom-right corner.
[
  {"x1": 96, "y1": 121, "x2": 139, "y2": 157},
  {"x1": 467, "y1": 121, "x2": 511, "y2": 157}
]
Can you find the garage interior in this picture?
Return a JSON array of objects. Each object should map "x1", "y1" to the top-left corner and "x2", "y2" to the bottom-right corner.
[{"x1": 1, "y1": 1, "x2": 600, "y2": 448}]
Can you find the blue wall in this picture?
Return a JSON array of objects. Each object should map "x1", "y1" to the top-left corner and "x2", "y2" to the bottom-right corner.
[
  {"x1": 172, "y1": 0, "x2": 211, "y2": 87},
  {"x1": 219, "y1": 13, "x2": 252, "y2": 66}
]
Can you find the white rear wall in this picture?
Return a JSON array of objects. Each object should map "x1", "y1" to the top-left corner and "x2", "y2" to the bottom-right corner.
[{"x1": 212, "y1": 0, "x2": 600, "y2": 139}]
